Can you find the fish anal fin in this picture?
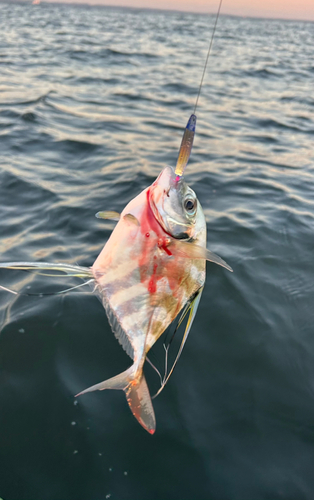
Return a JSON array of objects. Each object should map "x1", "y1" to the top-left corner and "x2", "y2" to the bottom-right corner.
[
  {"x1": 154, "y1": 287, "x2": 204, "y2": 398},
  {"x1": 171, "y1": 241, "x2": 233, "y2": 272},
  {"x1": 96, "y1": 211, "x2": 120, "y2": 221},
  {"x1": 94, "y1": 288, "x2": 134, "y2": 359}
]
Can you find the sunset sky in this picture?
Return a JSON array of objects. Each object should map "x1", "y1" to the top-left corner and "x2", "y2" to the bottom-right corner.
[{"x1": 41, "y1": 0, "x2": 314, "y2": 21}]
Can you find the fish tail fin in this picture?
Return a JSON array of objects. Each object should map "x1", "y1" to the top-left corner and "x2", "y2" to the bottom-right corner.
[
  {"x1": 125, "y1": 373, "x2": 156, "y2": 434},
  {"x1": 76, "y1": 366, "x2": 156, "y2": 434}
]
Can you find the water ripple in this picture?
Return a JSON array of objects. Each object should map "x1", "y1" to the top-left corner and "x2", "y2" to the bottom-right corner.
[{"x1": 0, "y1": 3, "x2": 314, "y2": 500}]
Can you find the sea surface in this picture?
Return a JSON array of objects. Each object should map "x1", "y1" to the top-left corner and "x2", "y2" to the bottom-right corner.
[{"x1": 0, "y1": 2, "x2": 314, "y2": 499}]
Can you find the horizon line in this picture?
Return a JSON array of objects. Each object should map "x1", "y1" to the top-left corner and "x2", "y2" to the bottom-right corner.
[{"x1": 1, "y1": 0, "x2": 314, "y2": 23}]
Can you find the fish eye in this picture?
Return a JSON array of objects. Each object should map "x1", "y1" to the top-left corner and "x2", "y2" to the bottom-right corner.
[{"x1": 184, "y1": 198, "x2": 196, "y2": 214}]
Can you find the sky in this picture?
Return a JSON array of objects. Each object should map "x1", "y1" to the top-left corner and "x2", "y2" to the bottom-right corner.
[{"x1": 35, "y1": 0, "x2": 314, "y2": 22}]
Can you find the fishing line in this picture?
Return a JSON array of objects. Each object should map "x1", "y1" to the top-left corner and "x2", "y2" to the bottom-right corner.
[
  {"x1": 175, "y1": 0, "x2": 223, "y2": 177},
  {"x1": 193, "y1": 0, "x2": 223, "y2": 114}
]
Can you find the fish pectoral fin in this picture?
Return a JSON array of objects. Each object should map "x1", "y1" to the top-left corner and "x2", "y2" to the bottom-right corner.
[
  {"x1": 95, "y1": 211, "x2": 120, "y2": 221},
  {"x1": 172, "y1": 241, "x2": 233, "y2": 272},
  {"x1": 76, "y1": 365, "x2": 156, "y2": 434},
  {"x1": 123, "y1": 213, "x2": 140, "y2": 226},
  {"x1": 204, "y1": 247, "x2": 233, "y2": 272}
]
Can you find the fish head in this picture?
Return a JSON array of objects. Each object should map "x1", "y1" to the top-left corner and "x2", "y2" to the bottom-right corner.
[{"x1": 150, "y1": 166, "x2": 205, "y2": 241}]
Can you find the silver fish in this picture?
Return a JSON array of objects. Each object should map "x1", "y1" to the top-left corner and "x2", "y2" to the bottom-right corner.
[{"x1": 0, "y1": 116, "x2": 232, "y2": 434}]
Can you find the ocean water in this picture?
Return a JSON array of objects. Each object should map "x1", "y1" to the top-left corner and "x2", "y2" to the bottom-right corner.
[{"x1": 0, "y1": 2, "x2": 314, "y2": 499}]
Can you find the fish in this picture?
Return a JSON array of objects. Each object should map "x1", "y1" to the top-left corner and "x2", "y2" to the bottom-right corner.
[
  {"x1": 0, "y1": 1, "x2": 230, "y2": 433},
  {"x1": 0, "y1": 113, "x2": 232, "y2": 434}
]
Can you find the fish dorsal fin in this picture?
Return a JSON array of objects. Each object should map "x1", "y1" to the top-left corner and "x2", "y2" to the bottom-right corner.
[
  {"x1": 93, "y1": 282, "x2": 134, "y2": 360},
  {"x1": 0, "y1": 261, "x2": 93, "y2": 278},
  {"x1": 123, "y1": 213, "x2": 140, "y2": 226},
  {"x1": 96, "y1": 211, "x2": 120, "y2": 221}
]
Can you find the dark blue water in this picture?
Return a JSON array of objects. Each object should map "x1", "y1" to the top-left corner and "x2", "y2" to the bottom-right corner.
[{"x1": 1, "y1": 2, "x2": 314, "y2": 499}]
